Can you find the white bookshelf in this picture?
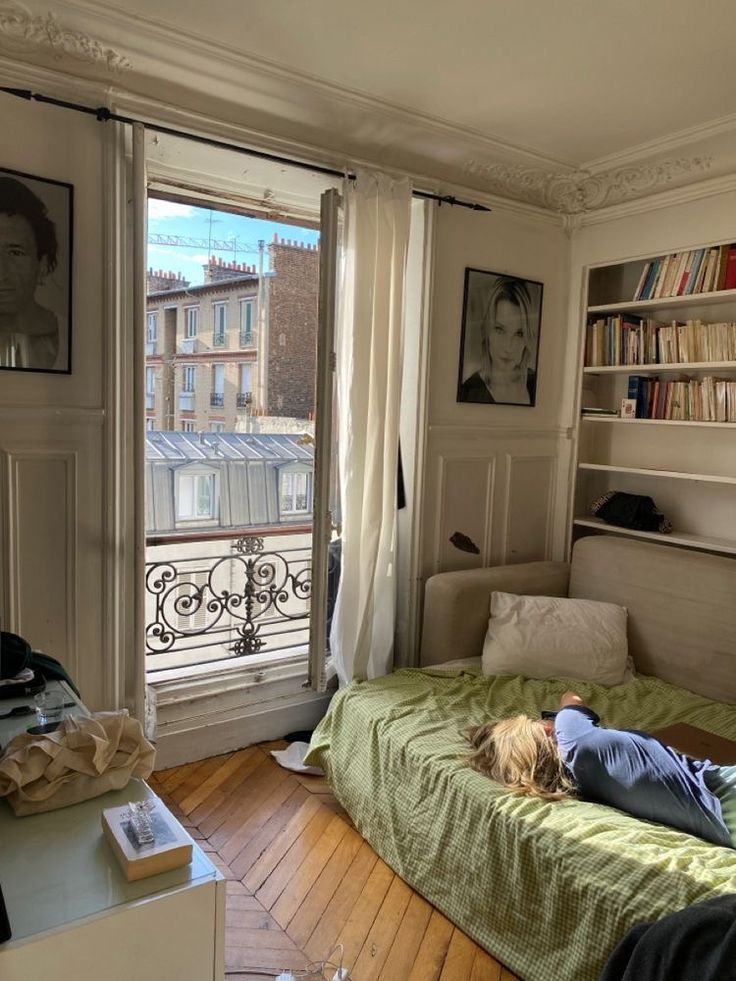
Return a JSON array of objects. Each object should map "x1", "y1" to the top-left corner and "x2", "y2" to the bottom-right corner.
[{"x1": 572, "y1": 245, "x2": 736, "y2": 557}]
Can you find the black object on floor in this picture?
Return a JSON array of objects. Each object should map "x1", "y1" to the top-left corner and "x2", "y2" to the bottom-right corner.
[{"x1": 282, "y1": 730, "x2": 314, "y2": 743}]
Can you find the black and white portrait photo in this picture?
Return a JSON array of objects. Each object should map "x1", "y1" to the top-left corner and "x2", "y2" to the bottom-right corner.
[
  {"x1": 457, "y1": 268, "x2": 543, "y2": 406},
  {"x1": 0, "y1": 167, "x2": 73, "y2": 374}
]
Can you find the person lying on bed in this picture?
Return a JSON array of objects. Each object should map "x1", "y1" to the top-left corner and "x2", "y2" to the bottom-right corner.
[{"x1": 463, "y1": 691, "x2": 736, "y2": 849}]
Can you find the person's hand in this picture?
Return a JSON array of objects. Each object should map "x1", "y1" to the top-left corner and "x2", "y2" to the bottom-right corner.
[{"x1": 559, "y1": 690, "x2": 585, "y2": 709}]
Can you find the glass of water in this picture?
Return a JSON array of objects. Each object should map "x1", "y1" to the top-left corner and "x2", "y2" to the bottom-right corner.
[{"x1": 34, "y1": 691, "x2": 66, "y2": 729}]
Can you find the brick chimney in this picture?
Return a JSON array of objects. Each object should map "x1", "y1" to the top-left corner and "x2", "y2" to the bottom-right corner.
[
  {"x1": 202, "y1": 256, "x2": 258, "y2": 284},
  {"x1": 146, "y1": 268, "x2": 190, "y2": 293}
]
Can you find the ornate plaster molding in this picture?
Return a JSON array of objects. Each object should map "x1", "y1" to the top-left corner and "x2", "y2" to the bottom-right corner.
[
  {"x1": 464, "y1": 156, "x2": 713, "y2": 215},
  {"x1": 0, "y1": 0, "x2": 129, "y2": 71}
]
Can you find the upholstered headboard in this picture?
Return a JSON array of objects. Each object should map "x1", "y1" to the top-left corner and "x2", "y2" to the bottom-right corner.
[
  {"x1": 569, "y1": 537, "x2": 736, "y2": 704},
  {"x1": 420, "y1": 535, "x2": 736, "y2": 704}
]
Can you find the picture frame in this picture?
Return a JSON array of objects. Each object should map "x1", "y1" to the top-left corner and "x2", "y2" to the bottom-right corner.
[
  {"x1": 457, "y1": 267, "x2": 543, "y2": 406},
  {"x1": 0, "y1": 166, "x2": 73, "y2": 374}
]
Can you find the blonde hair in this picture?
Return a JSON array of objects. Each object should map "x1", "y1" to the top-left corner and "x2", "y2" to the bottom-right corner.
[{"x1": 462, "y1": 715, "x2": 577, "y2": 802}]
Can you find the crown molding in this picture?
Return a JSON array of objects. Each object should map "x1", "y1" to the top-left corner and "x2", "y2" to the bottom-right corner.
[
  {"x1": 578, "y1": 171, "x2": 736, "y2": 227},
  {"x1": 463, "y1": 156, "x2": 714, "y2": 215},
  {"x1": 0, "y1": 0, "x2": 128, "y2": 70}
]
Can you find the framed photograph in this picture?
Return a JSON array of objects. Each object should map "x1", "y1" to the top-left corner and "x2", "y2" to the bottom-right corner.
[
  {"x1": 0, "y1": 166, "x2": 73, "y2": 374},
  {"x1": 457, "y1": 267, "x2": 543, "y2": 405}
]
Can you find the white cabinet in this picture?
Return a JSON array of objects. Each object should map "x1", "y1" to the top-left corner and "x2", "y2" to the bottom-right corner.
[
  {"x1": 571, "y1": 246, "x2": 736, "y2": 556},
  {"x1": 0, "y1": 687, "x2": 225, "y2": 981}
]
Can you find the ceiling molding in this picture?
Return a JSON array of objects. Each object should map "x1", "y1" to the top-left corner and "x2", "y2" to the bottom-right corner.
[
  {"x1": 3, "y1": 0, "x2": 735, "y2": 219},
  {"x1": 0, "y1": 0, "x2": 128, "y2": 70},
  {"x1": 463, "y1": 156, "x2": 713, "y2": 215},
  {"x1": 578, "y1": 171, "x2": 736, "y2": 227}
]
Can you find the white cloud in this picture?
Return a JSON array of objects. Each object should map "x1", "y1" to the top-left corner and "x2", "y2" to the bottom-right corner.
[{"x1": 148, "y1": 199, "x2": 194, "y2": 220}]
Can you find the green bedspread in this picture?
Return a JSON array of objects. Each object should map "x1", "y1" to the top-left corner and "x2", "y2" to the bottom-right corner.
[{"x1": 306, "y1": 669, "x2": 736, "y2": 981}]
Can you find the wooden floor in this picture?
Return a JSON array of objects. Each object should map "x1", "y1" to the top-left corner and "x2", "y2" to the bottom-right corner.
[{"x1": 150, "y1": 742, "x2": 517, "y2": 981}]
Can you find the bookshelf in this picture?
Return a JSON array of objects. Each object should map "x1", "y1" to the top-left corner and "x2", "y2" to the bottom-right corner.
[{"x1": 572, "y1": 241, "x2": 736, "y2": 557}]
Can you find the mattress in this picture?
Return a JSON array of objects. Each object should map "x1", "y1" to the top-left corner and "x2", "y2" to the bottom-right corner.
[{"x1": 306, "y1": 669, "x2": 736, "y2": 981}]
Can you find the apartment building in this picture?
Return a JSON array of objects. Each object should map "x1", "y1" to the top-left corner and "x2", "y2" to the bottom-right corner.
[{"x1": 145, "y1": 234, "x2": 319, "y2": 433}]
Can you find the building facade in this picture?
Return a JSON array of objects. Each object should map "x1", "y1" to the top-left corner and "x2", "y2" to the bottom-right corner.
[{"x1": 145, "y1": 235, "x2": 319, "y2": 434}]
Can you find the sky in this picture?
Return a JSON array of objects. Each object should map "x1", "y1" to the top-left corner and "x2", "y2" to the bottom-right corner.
[{"x1": 147, "y1": 198, "x2": 320, "y2": 286}]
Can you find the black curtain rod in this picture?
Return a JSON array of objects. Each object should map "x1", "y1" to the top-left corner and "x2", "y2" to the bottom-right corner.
[{"x1": 1, "y1": 87, "x2": 490, "y2": 212}]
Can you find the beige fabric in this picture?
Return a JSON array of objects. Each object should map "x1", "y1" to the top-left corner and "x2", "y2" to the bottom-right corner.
[
  {"x1": 0, "y1": 710, "x2": 156, "y2": 816},
  {"x1": 420, "y1": 561, "x2": 570, "y2": 667},
  {"x1": 569, "y1": 537, "x2": 736, "y2": 704}
]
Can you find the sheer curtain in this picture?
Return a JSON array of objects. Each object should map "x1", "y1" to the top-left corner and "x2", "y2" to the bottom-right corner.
[{"x1": 330, "y1": 169, "x2": 413, "y2": 684}]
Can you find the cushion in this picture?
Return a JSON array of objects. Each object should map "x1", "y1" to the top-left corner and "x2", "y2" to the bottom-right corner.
[{"x1": 481, "y1": 592, "x2": 630, "y2": 685}]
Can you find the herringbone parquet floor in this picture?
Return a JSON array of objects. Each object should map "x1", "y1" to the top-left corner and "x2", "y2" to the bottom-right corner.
[{"x1": 149, "y1": 742, "x2": 517, "y2": 981}]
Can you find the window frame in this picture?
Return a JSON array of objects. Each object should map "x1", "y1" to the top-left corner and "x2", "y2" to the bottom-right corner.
[
  {"x1": 175, "y1": 466, "x2": 219, "y2": 523},
  {"x1": 184, "y1": 305, "x2": 199, "y2": 338}
]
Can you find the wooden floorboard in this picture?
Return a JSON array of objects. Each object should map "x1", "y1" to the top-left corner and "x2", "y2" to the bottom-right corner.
[{"x1": 154, "y1": 745, "x2": 518, "y2": 980}]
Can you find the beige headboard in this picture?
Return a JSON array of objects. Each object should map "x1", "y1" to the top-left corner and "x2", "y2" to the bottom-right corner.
[{"x1": 569, "y1": 537, "x2": 736, "y2": 704}]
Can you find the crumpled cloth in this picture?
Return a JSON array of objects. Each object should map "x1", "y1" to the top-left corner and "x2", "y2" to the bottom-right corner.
[{"x1": 0, "y1": 710, "x2": 155, "y2": 816}]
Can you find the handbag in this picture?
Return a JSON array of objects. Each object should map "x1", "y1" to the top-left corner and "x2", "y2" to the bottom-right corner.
[
  {"x1": 0, "y1": 632, "x2": 45, "y2": 700},
  {"x1": 591, "y1": 491, "x2": 672, "y2": 534}
]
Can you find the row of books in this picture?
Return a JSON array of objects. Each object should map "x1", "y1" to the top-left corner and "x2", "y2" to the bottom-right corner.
[
  {"x1": 585, "y1": 316, "x2": 736, "y2": 366},
  {"x1": 633, "y1": 243, "x2": 736, "y2": 300},
  {"x1": 627, "y1": 374, "x2": 736, "y2": 422}
]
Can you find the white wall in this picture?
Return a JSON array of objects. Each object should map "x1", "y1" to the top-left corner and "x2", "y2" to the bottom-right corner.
[
  {"x1": 420, "y1": 203, "x2": 570, "y2": 589},
  {"x1": 0, "y1": 88, "x2": 115, "y2": 709}
]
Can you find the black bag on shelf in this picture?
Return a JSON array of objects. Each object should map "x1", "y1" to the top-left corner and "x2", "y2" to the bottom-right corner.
[
  {"x1": 0, "y1": 631, "x2": 81, "y2": 700},
  {"x1": 590, "y1": 491, "x2": 672, "y2": 534}
]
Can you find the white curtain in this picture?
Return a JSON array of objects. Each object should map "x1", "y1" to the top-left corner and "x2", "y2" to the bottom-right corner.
[{"x1": 330, "y1": 169, "x2": 412, "y2": 685}]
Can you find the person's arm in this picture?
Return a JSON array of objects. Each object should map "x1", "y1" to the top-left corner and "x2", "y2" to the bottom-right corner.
[{"x1": 559, "y1": 690, "x2": 586, "y2": 710}]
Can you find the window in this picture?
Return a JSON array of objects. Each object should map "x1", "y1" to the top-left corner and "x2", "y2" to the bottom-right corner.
[
  {"x1": 239, "y1": 362, "x2": 252, "y2": 395},
  {"x1": 210, "y1": 422, "x2": 225, "y2": 433},
  {"x1": 147, "y1": 312, "x2": 158, "y2": 342},
  {"x1": 177, "y1": 472, "x2": 216, "y2": 520},
  {"x1": 211, "y1": 363, "x2": 225, "y2": 406},
  {"x1": 183, "y1": 365, "x2": 196, "y2": 392},
  {"x1": 213, "y1": 302, "x2": 227, "y2": 346},
  {"x1": 146, "y1": 417, "x2": 155, "y2": 431},
  {"x1": 239, "y1": 299, "x2": 255, "y2": 345},
  {"x1": 185, "y1": 306, "x2": 199, "y2": 338},
  {"x1": 146, "y1": 366, "x2": 155, "y2": 395},
  {"x1": 182, "y1": 421, "x2": 196, "y2": 432},
  {"x1": 280, "y1": 470, "x2": 312, "y2": 515}
]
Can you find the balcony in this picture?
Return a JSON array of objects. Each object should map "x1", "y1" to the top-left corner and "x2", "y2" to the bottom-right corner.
[
  {"x1": 239, "y1": 331, "x2": 256, "y2": 348},
  {"x1": 144, "y1": 528, "x2": 316, "y2": 675},
  {"x1": 210, "y1": 392, "x2": 224, "y2": 407},
  {"x1": 180, "y1": 337, "x2": 198, "y2": 354},
  {"x1": 236, "y1": 392, "x2": 253, "y2": 409},
  {"x1": 179, "y1": 391, "x2": 195, "y2": 411},
  {"x1": 213, "y1": 332, "x2": 226, "y2": 348}
]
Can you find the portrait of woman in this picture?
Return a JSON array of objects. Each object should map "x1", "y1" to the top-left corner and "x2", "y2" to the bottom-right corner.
[
  {"x1": 0, "y1": 168, "x2": 72, "y2": 373},
  {"x1": 457, "y1": 269, "x2": 543, "y2": 405}
]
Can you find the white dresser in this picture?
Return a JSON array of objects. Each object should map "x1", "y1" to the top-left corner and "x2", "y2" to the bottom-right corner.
[{"x1": 0, "y1": 685, "x2": 225, "y2": 981}]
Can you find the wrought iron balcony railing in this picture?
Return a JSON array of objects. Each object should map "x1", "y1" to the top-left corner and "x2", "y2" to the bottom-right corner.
[
  {"x1": 210, "y1": 392, "x2": 225, "y2": 407},
  {"x1": 213, "y1": 331, "x2": 226, "y2": 348},
  {"x1": 239, "y1": 331, "x2": 255, "y2": 348},
  {"x1": 145, "y1": 529, "x2": 315, "y2": 674},
  {"x1": 236, "y1": 392, "x2": 252, "y2": 408}
]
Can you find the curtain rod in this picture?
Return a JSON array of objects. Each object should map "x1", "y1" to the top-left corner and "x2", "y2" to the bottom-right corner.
[{"x1": 1, "y1": 87, "x2": 491, "y2": 212}]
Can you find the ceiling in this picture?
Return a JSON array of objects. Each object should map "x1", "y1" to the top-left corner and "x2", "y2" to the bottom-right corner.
[{"x1": 5, "y1": 0, "x2": 736, "y2": 212}]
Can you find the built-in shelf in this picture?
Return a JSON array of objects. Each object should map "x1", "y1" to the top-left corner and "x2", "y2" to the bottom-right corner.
[
  {"x1": 583, "y1": 361, "x2": 736, "y2": 376},
  {"x1": 587, "y1": 289, "x2": 736, "y2": 315},
  {"x1": 577, "y1": 463, "x2": 736, "y2": 485},
  {"x1": 573, "y1": 517, "x2": 736, "y2": 556},
  {"x1": 581, "y1": 416, "x2": 735, "y2": 428}
]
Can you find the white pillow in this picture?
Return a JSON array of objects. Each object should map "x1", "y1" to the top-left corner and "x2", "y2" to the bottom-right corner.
[{"x1": 481, "y1": 592, "x2": 630, "y2": 685}]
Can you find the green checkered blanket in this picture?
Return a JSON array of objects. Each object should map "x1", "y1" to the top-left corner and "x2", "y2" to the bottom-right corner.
[{"x1": 306, "y1": 669, "x2": 736, "y2": 981}]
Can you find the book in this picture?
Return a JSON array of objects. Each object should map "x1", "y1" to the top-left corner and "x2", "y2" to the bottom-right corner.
[
  {"x1": 724, "y1": 245, "x2": 736, "y2": 291},
  {"x1": 102, "y1": 797, "x2": 194, "y2": 882}
]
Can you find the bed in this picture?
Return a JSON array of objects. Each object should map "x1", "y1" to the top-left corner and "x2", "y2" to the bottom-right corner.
[{"x1": 306, "y1": 537, "x2": 736, "y2": 981}]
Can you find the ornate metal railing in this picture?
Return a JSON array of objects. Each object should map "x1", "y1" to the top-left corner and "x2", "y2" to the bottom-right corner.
[{"x1": 144, "y1": 531, "x2": 314, "y2": 673}]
